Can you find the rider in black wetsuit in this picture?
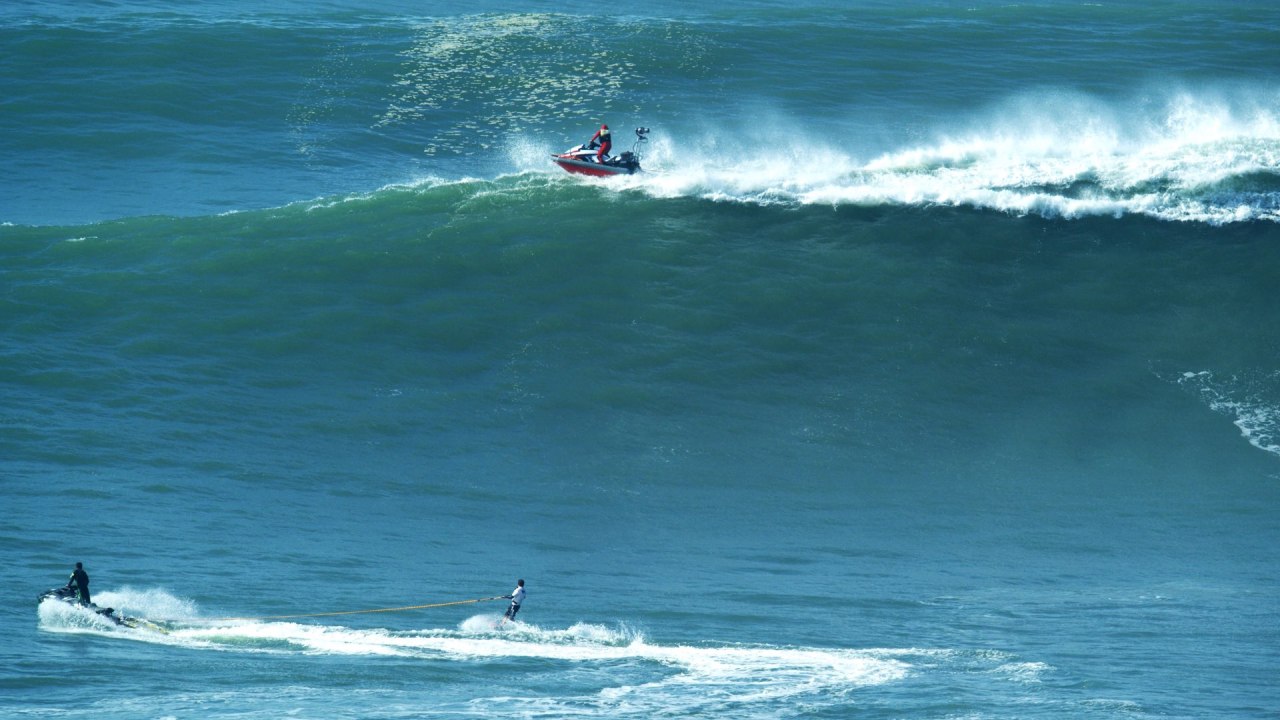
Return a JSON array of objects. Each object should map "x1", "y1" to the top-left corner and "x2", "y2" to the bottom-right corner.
[{"x1": 67, "y1": 562, "x2": 90, "y2": 605}]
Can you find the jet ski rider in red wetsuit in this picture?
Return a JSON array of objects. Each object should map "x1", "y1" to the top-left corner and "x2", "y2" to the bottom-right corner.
[{"x1": 587, "y1": 124, "x2": 612, "y2": 162}]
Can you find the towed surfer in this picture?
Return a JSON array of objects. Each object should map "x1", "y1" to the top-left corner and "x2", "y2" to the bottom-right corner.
[
  {"x1": 66, "y1": 562, "x2": 90, "y2": 605},
  {"x1": 502, "y1": 579, "x2": 526, "y2": 621}
]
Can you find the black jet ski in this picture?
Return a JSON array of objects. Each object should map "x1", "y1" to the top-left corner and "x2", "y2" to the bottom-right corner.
[{"x1": 39, "y1": 586, "x2": 143, "y2": 628}]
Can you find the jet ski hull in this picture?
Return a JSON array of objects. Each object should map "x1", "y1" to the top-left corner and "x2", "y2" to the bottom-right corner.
[
  {"x1": 550, "y1": 149, "x2": 640, "y2": 175},
  {"x1": 553, "y1": 156, "x2": 638, "y2": 176}
]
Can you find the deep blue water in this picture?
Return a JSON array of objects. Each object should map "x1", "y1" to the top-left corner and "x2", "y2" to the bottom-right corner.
[{"x1": 3, "y1": 1, "x2": 1279, "y2": 718}]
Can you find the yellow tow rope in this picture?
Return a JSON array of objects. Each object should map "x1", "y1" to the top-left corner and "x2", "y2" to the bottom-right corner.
[{"x1": 210, "y1": 595, "x2": 506, "y2": 623}]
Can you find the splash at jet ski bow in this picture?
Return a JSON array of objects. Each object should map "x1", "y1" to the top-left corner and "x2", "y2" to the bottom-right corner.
[{"x1": 39, "y1": 586, "x2": 145, "y2": 628}]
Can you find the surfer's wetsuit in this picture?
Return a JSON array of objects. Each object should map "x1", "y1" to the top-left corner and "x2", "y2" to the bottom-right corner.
[{"x1": 68, "y1": 565, "x2": 90, "y2": 605}]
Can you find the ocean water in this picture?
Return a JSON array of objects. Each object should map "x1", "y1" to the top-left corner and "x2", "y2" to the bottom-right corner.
[{"x1": 3, "y1": 1, "x2": 1279, "y2": 718}]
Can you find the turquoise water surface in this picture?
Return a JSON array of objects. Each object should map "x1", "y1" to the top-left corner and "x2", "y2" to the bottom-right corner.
[{"x1": 4, "y1": 2, "x2": 1279, "y2": 718}]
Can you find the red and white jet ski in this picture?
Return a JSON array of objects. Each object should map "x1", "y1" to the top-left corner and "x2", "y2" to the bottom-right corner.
[{"x1": 553, "y1": 127, "x2": 649, "y2": 177}]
